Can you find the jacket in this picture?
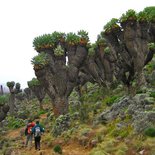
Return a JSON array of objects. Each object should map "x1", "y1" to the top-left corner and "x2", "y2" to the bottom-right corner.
[
  {"x1": 32, "y1": 124, "x2": 44, "y2": 137},
  {"x1": 27, "y1": 122, "x2": 35, "y2": 134}
]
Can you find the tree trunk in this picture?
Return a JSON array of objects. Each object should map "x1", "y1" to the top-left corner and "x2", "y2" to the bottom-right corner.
[
  {"x1": 39, "y1": 100, "x2": 43, "y2": 110},
  {"x1": 53, "y1": 96, "x2": 68, "y2": 116}
]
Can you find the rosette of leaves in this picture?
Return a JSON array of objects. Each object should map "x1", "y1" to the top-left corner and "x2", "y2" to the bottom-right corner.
[
  {"x1": 66, "y1": 32, "x2": 80, "y2": 46},
  {"x1": 104, "y1": 18, "x2": 119, "y2": 33},
  {"x1": 96, "y1": 34, "x2": 106, "y2": 47},
  {"x1": 31, "y1": 52, "x2": 49, "y2": 69},
  {"x1": 33, "y1": 34, "x2": 54, "y2": 51},
  {"x1": 78, "y1": 30, "x2": 89, "y2": 45},
  {"x1": 148, "y1": 42, "x2": 155, "y2": 50},
  {"x1": 143, "y1": 6, "x2": 155, "y2": 22},
  {"x1": 88, "y1": 44, "x2": 96, "y2": 56},
  {"x1": 51, "y1": 31, "x2": 66, "y2": 44},
  {"x1": 15, "y1": 83, "x2": 20, "y2": 90},
  {"x1": 27, "y1": 78, "x2": 41, "y2": 88},
  {"x1": 137, "y1": 11, "x2": 148, "y2": 22},
  {"x1": 119, "y1": 9, "x2": 137, "y2": 23},
  {"x1": 104, "y1": 47, "x2": 110, "y2": 54},
  {"x1": 54, "y1": 45, "x2": 64, "y2": 56},
  {"x1": 7, "y1": 81, "x2": 15, "y2": 88}
]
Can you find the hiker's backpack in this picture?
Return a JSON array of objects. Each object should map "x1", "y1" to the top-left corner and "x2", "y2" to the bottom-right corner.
[
  {"x1": 27, "y1": 122, "x2": 35, "y2": 134},
  {"x1": 35, "y1": 126, "x2": 41, "y2": 137}
]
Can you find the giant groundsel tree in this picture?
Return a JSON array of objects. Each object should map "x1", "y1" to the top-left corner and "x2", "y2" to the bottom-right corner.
[
  {"x1": 6, "y1": 81, "x2": 22, "y2": 115},
  {"x1": 27, "y1": 78, "x2": 46, "y2": 110},
  {"x1": 32, "y1": 31, "x2": 88, "y2": 116},
  {"x1": 101, "y1": 7, "x2": 155, "y2": 91}
]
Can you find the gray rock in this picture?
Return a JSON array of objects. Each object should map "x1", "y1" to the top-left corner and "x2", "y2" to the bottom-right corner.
[{"x1": 96, "y1": 93, "x2": 155, "y2": 133}]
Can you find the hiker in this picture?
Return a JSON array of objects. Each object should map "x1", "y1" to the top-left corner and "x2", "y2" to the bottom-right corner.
[
  {"x1": 32, "y1": 120, "x2": 44, "y2": 150},
  {"x1": 25, "y1": 119, "x2": 35, "y2": 148}
]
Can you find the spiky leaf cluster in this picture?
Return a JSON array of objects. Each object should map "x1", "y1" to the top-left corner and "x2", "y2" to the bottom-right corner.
[
  {"x1": 88, "y1": 44, "x2": 96, "y2": 56},
  {"x1": 52, "y1": 31, "x2": 66, "y2": 43},
  {"x1": 33, "y1": 34, "x2": 54, "y2": 50},
  {"x1": 120, "y1": 9, "x2": 137, "y2": 23},
  {"x1": 96, "y1": 34, "x2": 107, "y2": 47},
  {"x1": 144, "y1": 6, "x2": 155, "y2": 21},
  {"x1": 15, "y1": 83, "x2": 20, "y2": 90},
  {"x1": 137, "y1": 11, "x2": 148, "y2": 22},
  {"x1": 54, "y1": 45, "x2": 64, "y2": 56},
  {"x1": 7, "y1": 81, "x2": 15, "y2": 88},
  {"x1": 78, "y1": 30, "x2": 89, "y2": 42},
  {"x1": 104, "y1": 47, "x2": 110, "y2": 54},
  {"x1": 104, "y1": 18, "x2": 119, "y2": 33},
  {"x1": 31, "y1": 52, "x2": 49, "y2": 66},
  {"x1": 66, "y1": 32, "x2": 80, "y2": 46},
  {"x1": 27, "y1": 78, "x2": 41, "y2": 88}
]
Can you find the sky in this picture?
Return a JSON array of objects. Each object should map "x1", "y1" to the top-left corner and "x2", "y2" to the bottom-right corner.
[{"x1": 0, "y1": 0, "x2": 154, "y2": 89}]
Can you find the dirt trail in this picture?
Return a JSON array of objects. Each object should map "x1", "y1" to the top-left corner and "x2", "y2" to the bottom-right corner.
[{"x1": 4, "y1": 114, "x2": 91, "y2": 155}]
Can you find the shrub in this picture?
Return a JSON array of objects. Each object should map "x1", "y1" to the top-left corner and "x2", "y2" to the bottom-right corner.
[
  {"x1": 53, "y1": 145, "x2": 62, "y2": 154},
  {"x1": 144, "y1": 127, "x2": 155, "y2": 137},
  {"x1": 7, "y1": 116, "x2": 25, "y2": 129},
  {"x1": 148, "y1": 42, "x2": 155, "y2": 50},
  {"x1": 105, "y1": 95, "x2": 119, "y2": 106},
  {"x1": 150, "y1": 92, "x2": 155, "y2": 98}
]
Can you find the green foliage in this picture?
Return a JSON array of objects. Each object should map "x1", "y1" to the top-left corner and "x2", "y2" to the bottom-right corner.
[
  {"x1": 110, "y1": 128, "x2": 129, "y2": 138},
  {"x1": 88, "y1": 44, "x2": 96, "y2": 56},
  {"x1": 15, "y1": 83, "x2": 20, "y2": 90},
  {"x1": 137, "y1": 11, "x2": 148, "y2": 22},
  {"x1": 51, "y1": 31, "x2": 66, "y2": 43},
  {"x1": 31, "y1": 52, "x2": 49, "y2": 66},
  {"x1": 145, "y1": 61, "x2": 155, "y2": 74},
  {"x1": 54, "y1": 45, "x2": 64, "y2": 56},
  {"x1": 88, "y1": 47, "x2": 95, "y2": 56},
  {"x1": 144, "y1": 127, "x2": 155, "y2": 137},
  {"x1": 104, "y1": 47, "x2": 110, "y2": 54},
  {"x1": 53, "y1": 145, "x2": 62, "y2": 154},
  {"x1": 148, "y1": 43, "x2": 155, "y2": 50},
  {"x1": 150, "y1": 92, "x2": 155, "y2": 98},
  {"x1": 104, "y1": 18, "x2": 119, "y2": 32},
  {"x1": 96, "y1": 34, "x2": 106, "y2": 46},
  {"x1": 27, "y1": 78, "x2": 41, "y2": 88},
  {"x1": 104, "y1": 95, "x2": 119, "y2": 106},
  {"x1": 6, "y1": 116, "x2": 25, "y2": 129},
  {"x1": 0, "y1": 95, "x2": 9, "y2": 106},
  {"x1": 33, "y1": 34, "x2": 54, "y2": 50},
  {"x1": 78, "y1": 30, "x2": 89, "y2": 42},
  {"x1": 120, "y1": 9, "x2": 137, "y2": 23},
  {"x1": 38, "y1": 109, "x2": 46, "y2": 115},
  {"x1": 66, "y1": 32, "x2": 80, "y2": 45},
  {"x1": 143, "y1": 6, "x2": 155, "y2": 21},
  {"x1": 33, "y1": 32, "x2": 66, "y2": 51},
  {"x1": 52, "y1": 114, "x2": 71, "y2": 137},
  {"x1": 6, "y1": 81, "x2": 15, "y2": 88}
]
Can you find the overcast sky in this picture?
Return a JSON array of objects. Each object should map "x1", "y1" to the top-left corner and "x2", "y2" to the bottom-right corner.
[{"x1": 0, "y1": 0, "x2": 154, "y2": 89}]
